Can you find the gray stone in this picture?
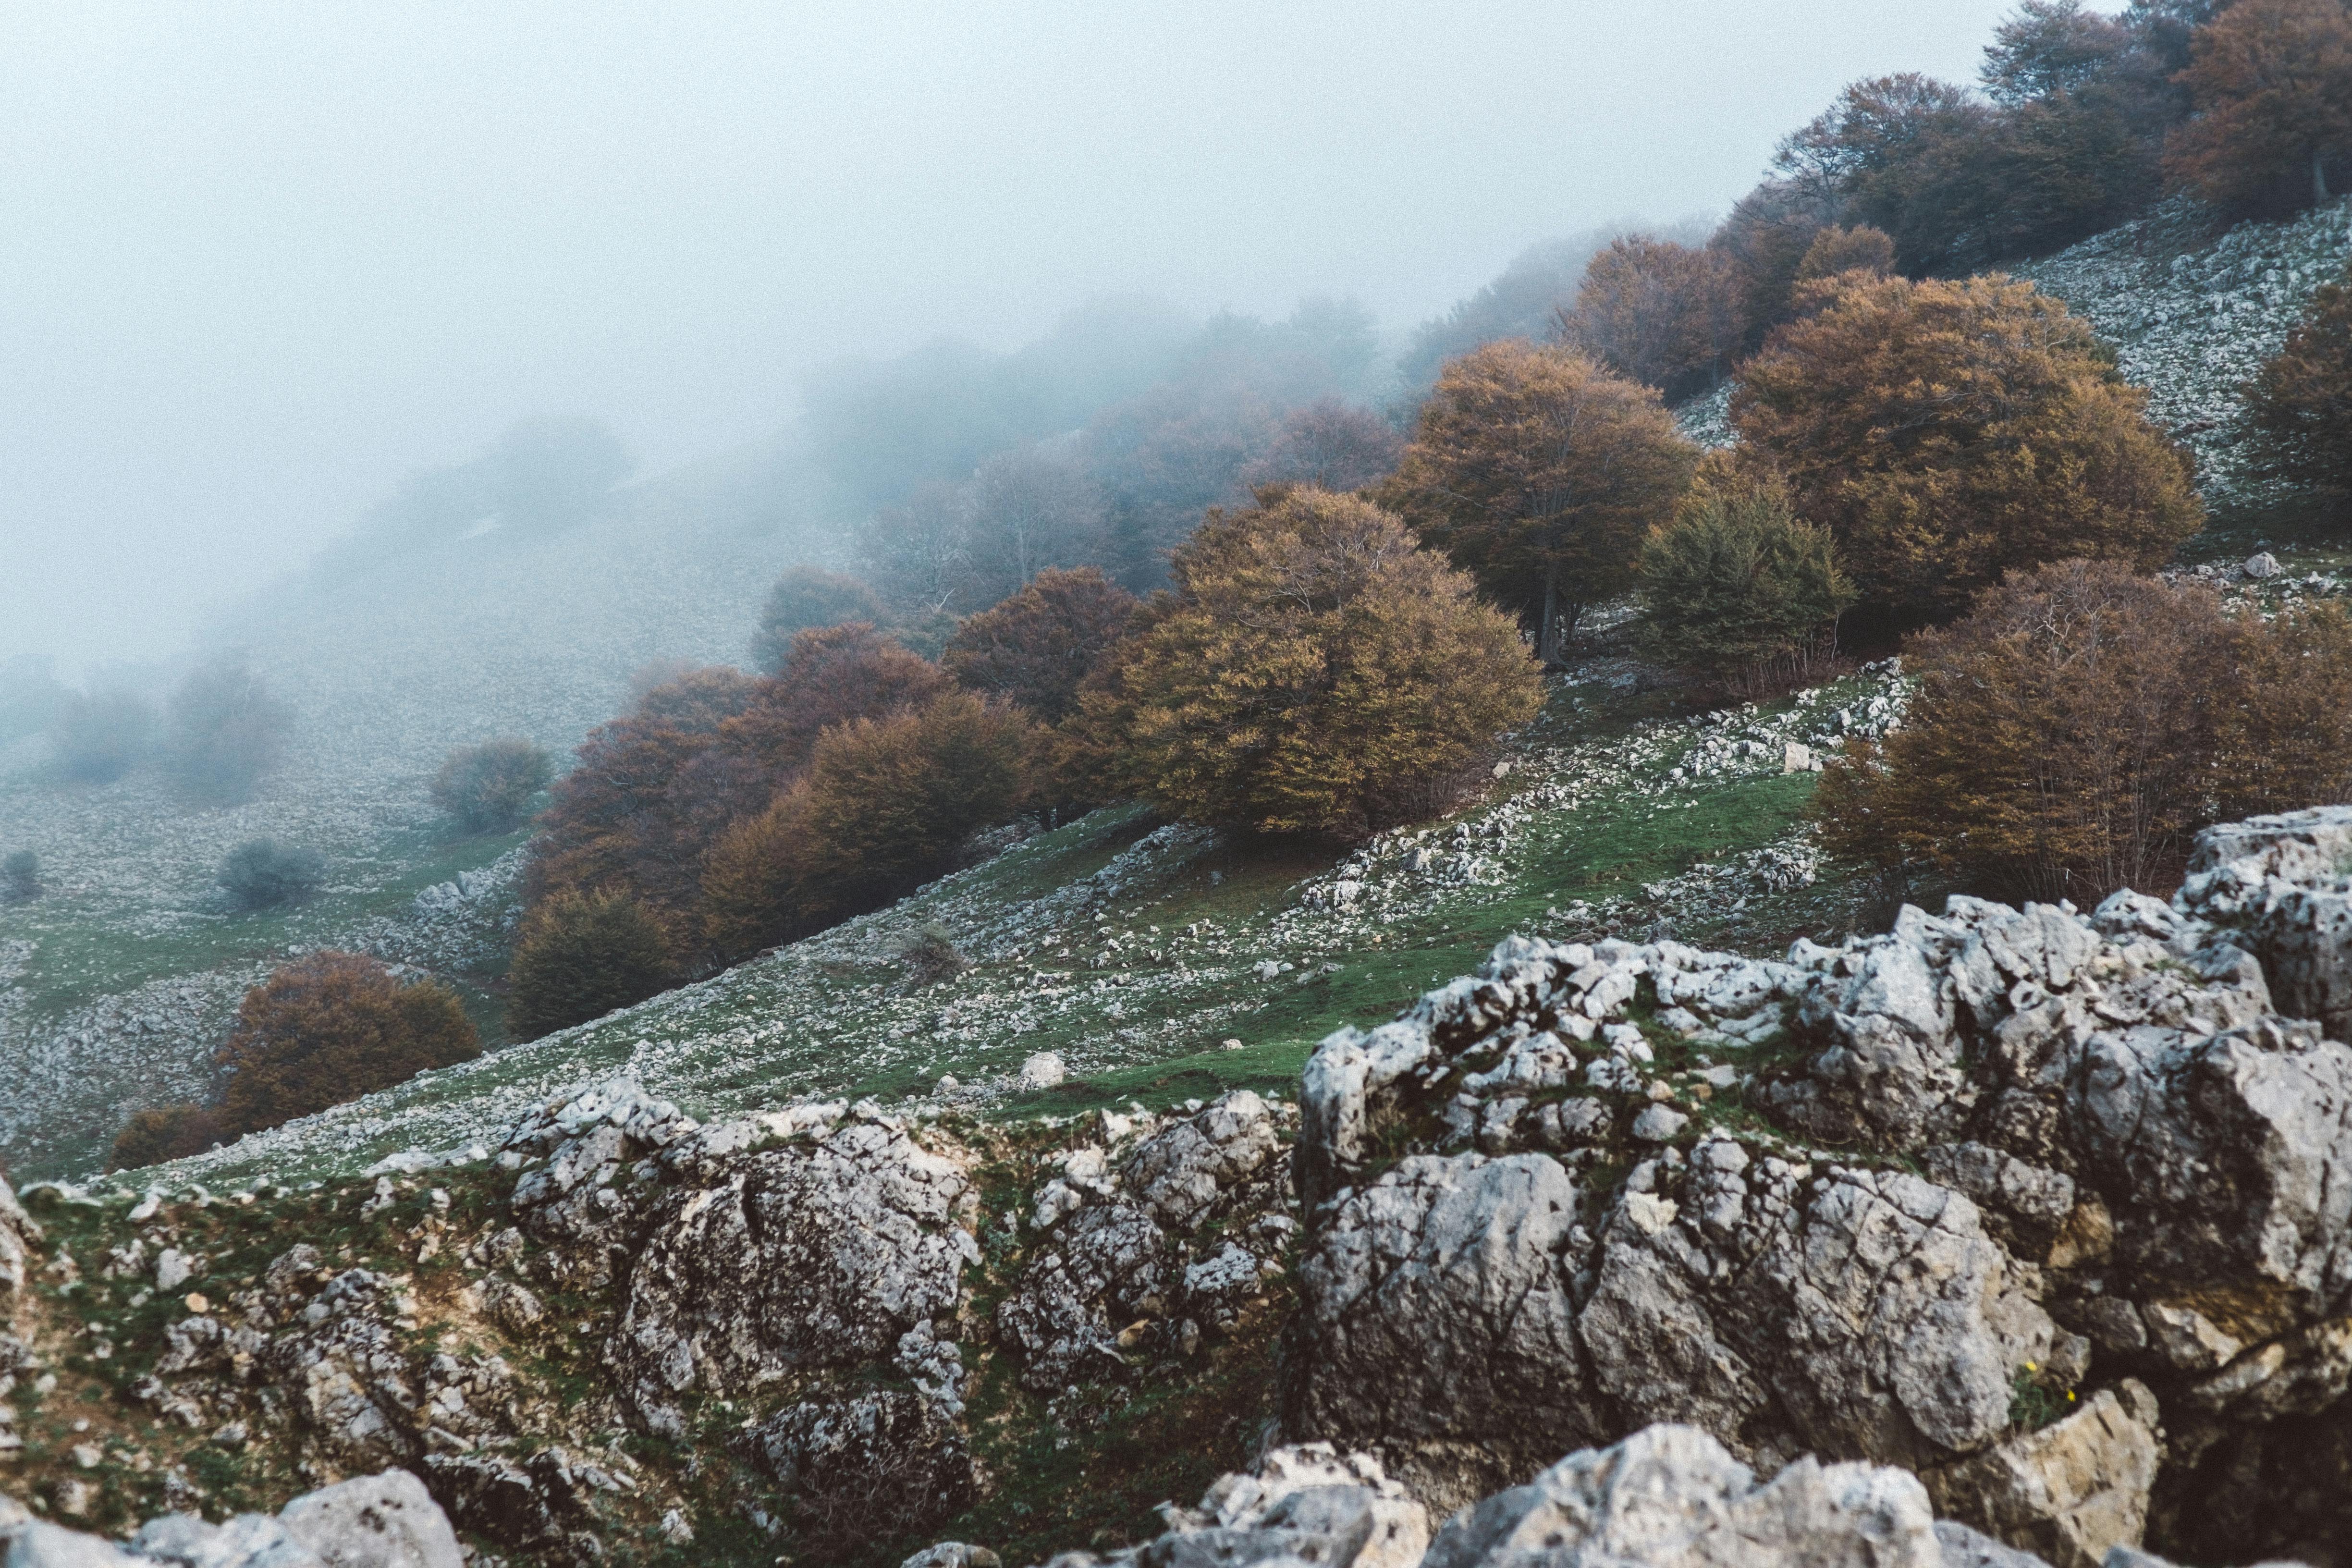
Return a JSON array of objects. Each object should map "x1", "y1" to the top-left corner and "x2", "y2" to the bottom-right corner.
[
  {"x1": 128, "y1": 1513, "x2": 324, "y2": 1568},
  {"x1": 276, "y1": 1470, "x2": 463, "y2": 1568},
  {"x1": 1924, "y1": 1387, "x2": 2162, "y2": 1568}
]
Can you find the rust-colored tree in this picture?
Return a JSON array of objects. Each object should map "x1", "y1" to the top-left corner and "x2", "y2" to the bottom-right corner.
[
  {"x1": 941, "y1": 567, "x2": 1139, "y2": 724},
  {"x1": 1732, "y1": 273, "x2": 2202, "y2": 618},
  {"x1": 1791, "y1": 225, "x2": 1897, "y2": 292},
  {"x1": 1238, "y1": 399, "x2": 1405, "y2": 494},
  {"x1": 215, "y1": 952, "x2": 479, "y2": 1136},
  {"x1": 747, "y1": 566, "x2": 886, "y2": 674},
  {"x1": 1559, "y1": 237, "x2": 1744, "y2": 399},
  {"x1": 2165, "y1": 0, "x2": 2352, "y2": 213},
  {"x1": 700, "y1": 691, "x2": 1033, "y2": 959},
  {"x1": 1383, "y1": 342, "x2": 1697, "y2": 661},
  {"x1": 108, "y1": 1106, "x2": 226, "y2": 1171},
  {"x1": 1070, "y1": 487, "x2": 1543, "y2": 837},
  {"x1": 2245, "y1": 268, "x2": 2352, "y2": 490},
  {"x1": 1816, "y1": 559, "x2": 2352, "y2": 904}
]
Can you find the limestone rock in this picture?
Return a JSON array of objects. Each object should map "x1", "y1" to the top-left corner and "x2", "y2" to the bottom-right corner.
[
  {"x1": 276, "y1": 1468, "x2": 465, "y2": 1568},
  {"x1": 0, "y1": 1175, "x2": 40, "y2": 1298},
  {"x1": 1925, "y1": 1385, "x2": 2163, "y2": 1568},
  {"x1": 128, "y1": 1511, "x2": 324, "y2": 1568},
  {"x1": 739, "y1": 1389, "x2": 975, "y2": 1541},
  {"x1": 1417, "y1": 1422, "x2": 1940, "y2": 1568},
  {"x1": 606, "y1": 1115, "x2": 978, "y2": 1431}
]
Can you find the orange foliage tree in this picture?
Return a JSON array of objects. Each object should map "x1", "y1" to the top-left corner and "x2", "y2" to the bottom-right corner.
[
  {"x1": 1071, "y1": 486, "x2": 1543, "y2": 837},
  {"x1": 942, "y1": 567, "x2": 1139, "y2": 724},
  {"x1": 1732, "y1": 273, "x2": 2202, "y2": 618},
  {"x1": 1383, "y1": 343, "x2": 1697, "y2": 661},
  {"x1": 2165, "y1": 0, "x2": 2352, "y2": 213},
  {"x1": 1560, "y1": 237, "x2": 1745, "y2": 399},
  {"x1": 216, "y1": 952, "x2": 479, "y2": 1136}
]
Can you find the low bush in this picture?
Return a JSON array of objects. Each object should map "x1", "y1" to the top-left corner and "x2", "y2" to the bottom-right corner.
[
  {"x1": 896, "y1": 922, "x2": 973, "y2": 985},
  {"x1": 219, "y1": 839, "x2": 326, "y2": 911},
  {"x1": 164, "y1": 655, "x2": 295, "y2": 804},
  {"x1": 1816, "y1": 558, "x2": 2352, "y2": 904},
  {"x1": 506, "y1": 890, "x2": 674, "y2": 1040},
  {"x1": 430, "y1": 737, "x2": 554, "y2": 834},
  {"x1": 1, "y1": 850, "x2": 37, "y2": 904},
  {"x1": 108, "y1": 1104, "x2": 226, "y2": 1170},
  {"x1": 748, "y1": 566, "x2": 888, "y2": 674},
  {"x1": 1637, "y1": 464, "x2": 1854, "y2": 686},
  {"x1": 216, "y1": 951, "x2": 480, "y2": 1136},
  {"x1": 48, "y1": 690, "x2": 155, "y2": 783}
]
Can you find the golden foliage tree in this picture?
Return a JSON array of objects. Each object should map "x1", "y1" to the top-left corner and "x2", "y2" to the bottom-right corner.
[
  {"x1": 700, "y1": 691, "x2": 1033, "y2": 959},
  {"x1": 1384, "y1": 343, "x2": 1697, "y2": 661},
  {"x1": 2246, "y1": 268, "x2": 2352, "y2": 490},
  {"x1": 1731, "y1": 274, "x2": 2201, "y2": 618},
  {"x1": 1816, "y1": 558, "x2": 2352, "y2": 904},
  {"x1": 1559, "y1": 237, "x2": 1745, "y2": 400},
  {"x1": 2165, "y1": 0, "x2": 2352, "y2": 213},
  {"x1": 941, "y1": 567, "x2": 1139, "y2": 723},
  {"x1": 1072, "y1": 486, "x2": 1543, "y2": 837},
  {"x1": 216, "y1": 952, "x2": 479, "y2": 1136}
]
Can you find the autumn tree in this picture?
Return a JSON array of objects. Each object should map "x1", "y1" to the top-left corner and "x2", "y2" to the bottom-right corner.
[
  {"x1": 1636, "y1": 464, "x2": 1854, "y2": 683},
  {"x1": 2245, "y1": 267, "x2": 2352, "y2": 490},
  {"x1": 1816, "y1": 559, "x2": 2352, "y2": 905},
  {"x1": 859, "y1": 481, "x2": 978, "y2": 616},
  {"x1": 525, "y1": 665, "x2": 759, "y2": 937},
  {"x1": 1239, "y1": 399, "x2": 1404, "y2": 494},
  {"x1": 1731, "y1": 273, "x2": 2201, "y2": 618},
  {"x1": 1792, "y1": 225, "x2": 1897, "y2": 291},
  {"x1": 163, "y1": 655, "x2": 294, "y2": 804},
  {"x1": 1559, "y1": 237, "x2": 1744, "y2": 399},
  {"x1": 1384, "y1": 343, "x2": 1697, "y2": 661},
  {"x1": 700, "y1": 692, "x2": 1033, "y2": 959},
  {"x1": 430, "y1": 737, "x2": 553, "y2": 834},
  {"x1": 1712, "y1": 181, "x2": 1845, "y2": 351},
  {"x1": 941, "y1": 567, "x2": 1138, "y2": 723},
  {"x1": 2166, "y1": 0, "x2": 2352, "y2": 213},
  {"x1": 109, "y1": 1105, "x2": 225, "y2": 1170},
  {"x1": 747, "y1": 567, "x2": 886, "y2": 674},
  {"x1": 506, "y1": 890, "x2": 674, "y2": 1040},
  {"x1": 47, "y1": 690, "x2": 154, "y2": 784},
  {"x1": 216, "y1": 951, "x2": 479, "y2": 1135},
  {"x1": 964, "y1": 447, "x2": 1106, "y2": 605},
  {"x1": 1072, "y1": 487, "x2": 1543, "y2": 836},
  {"x1": 1772, "y1": 74, "x2": 2005, "y2": 275}
]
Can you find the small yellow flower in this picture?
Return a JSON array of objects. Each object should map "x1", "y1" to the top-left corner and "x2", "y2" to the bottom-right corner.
[
  {"x1": 2023, "y1": 1361, "x2": 2037, "y2": 1372},
  {"x1": 2067, "y1": 1391, "x2": 2077, "y2": 1401}
]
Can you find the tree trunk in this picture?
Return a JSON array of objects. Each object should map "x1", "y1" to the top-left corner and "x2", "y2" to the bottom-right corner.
[{"x1": 1540, "y1": 567, "x2": 1561, "y2": 665}]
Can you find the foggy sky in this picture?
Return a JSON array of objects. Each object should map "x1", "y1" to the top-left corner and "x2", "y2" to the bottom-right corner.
[{"x1": 2, "y1": 1, "x2": 2050, "y2": 675}]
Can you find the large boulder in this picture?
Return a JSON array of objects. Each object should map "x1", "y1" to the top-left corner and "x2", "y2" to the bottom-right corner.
[{"x1": 606, "y1": 1110, "x2": 979, "y2": 1432}]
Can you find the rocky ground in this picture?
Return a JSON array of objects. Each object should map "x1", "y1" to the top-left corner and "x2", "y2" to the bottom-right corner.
[{"x1": 12, "y1": 806, "x2": 2352, "y2": 1566}]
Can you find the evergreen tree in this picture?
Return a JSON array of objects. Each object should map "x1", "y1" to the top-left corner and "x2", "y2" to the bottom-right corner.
[{"x1": 1637, "y1": 466, "x2": 1854, "y2": 680}]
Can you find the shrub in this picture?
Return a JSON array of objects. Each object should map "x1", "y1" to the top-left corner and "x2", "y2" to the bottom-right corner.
[
  {"x1": 896, "y1": 923, "x2": 973, "y2": 985},
  {"x1": 2245, "y1": 267, "x2": 2352, "y2": 491},
  {"x1": 108, "y1": 1105, "x2": 225, "y2": 1170},
  {"x1": 48, "y1": 690, "x2": 155, "y2": 783},
  {"x1": 1071, "y1": 487, "x2": 1544, "y2": 837},
  {"x1": 1636, "y1": 465, "x2": 1854, "y2": 682},
  {"x1": 700, "y1": 692, "x2": 1033, "y2": 959},
  {"x1": 1, "y1": 850, "x2": 37, "y2": 904},
  {"x1": 506, "y1": 890, "x2": 674, "y2": 1039},
  {"x1": 1731, "y1": 273, "x2": 2203, "y2": 620},
  {"x1": 163, "y1": 655, "x2": 294, "y2": 804},
  {"x1": 1559, "y1": 237, "x2": 1744, "y2": 399},
  {"x1": 430, "y1": 737, "x2": 553, "y2": 834},
  {"x1": 216, "y1": 951, "x2": 479, "y2": 1135},
  {"x1": 2165, "y1": 0, "x2": 2352, "y2": 214},
  {"x1": 219, "y1": 839, "x2": 325, "y2": 911},
  {"x1": 942, "y1": 567, "x2": 1139, "y2": 723},
  {"x1": 748, "y1": 567, "x2": 887, "y2": 674},
  {"x1": 1383, "y1": 342, "x2": 1697, "y2": 660},
  {"x1": 1815, "y1": 559, "x2": 2352, "y2": 904}
]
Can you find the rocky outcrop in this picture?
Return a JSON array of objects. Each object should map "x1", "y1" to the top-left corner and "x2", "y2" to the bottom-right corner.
[
  {"x1": 1017, "y1": 1422, "x2": 2248, "y2": 1568},
  {"x1": 605, "y1": 1103, "x2": 980, "y2": 1433},
  {"x1": 1283, "y1": 808, "x2": 2352, "y2": 1564},
  {"x1": 1, "y1": 1467, "x2": 463, "y2": 1568},
  {"x1": 995, "y1": 1091, "x2": 1295, "y2": 1396}
]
